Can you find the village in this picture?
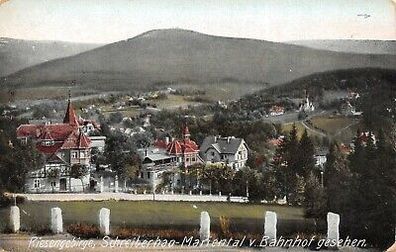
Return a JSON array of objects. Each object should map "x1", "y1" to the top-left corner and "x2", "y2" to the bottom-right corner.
[{"x1": 4, "y1": 84, "x2": 369, "y2": 198}]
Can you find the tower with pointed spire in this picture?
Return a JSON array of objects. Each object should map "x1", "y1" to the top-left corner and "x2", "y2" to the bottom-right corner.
[
  {"x1": 15, "y1": 89, "x2": 105, "y2": 193},
  {"x1": 63, "y1": 90, "x2": 79, "y2": 127},
  {"x1": 182, "y1": 123, "x2": 190, "y2": 141}
]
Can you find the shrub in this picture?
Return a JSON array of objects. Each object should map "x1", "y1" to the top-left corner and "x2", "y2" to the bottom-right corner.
[
  {"x1": 219, "y1": 216, "x2": 230, "y2": 237},
  {"x1": 114, "y1": 227, "x2": 198, "y2": 241},
  {"x1": 67, "y1": 223, "x2": 100, "y2": 239}
]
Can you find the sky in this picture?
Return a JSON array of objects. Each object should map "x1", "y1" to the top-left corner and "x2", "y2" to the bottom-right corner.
[{"x1": 0, "y1": 0, "x2": 395, "y2": 43}]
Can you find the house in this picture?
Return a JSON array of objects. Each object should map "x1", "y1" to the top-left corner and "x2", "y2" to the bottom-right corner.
[
  {"x1": 339, "y1": 143, "x2": 352, "y2": 155},
  {"x1": 139, "y1": 125, "x2": 201, "y2": 189},
  {"x1": 357, "y1": 131, "x2": 376, "y2": 146},
  {"x1": 199, "y1": 136, "x2": 249, "y2": 170},
  {"x1": 269, "y1": 105, "x2": 285, "y2": 116},
  {"x1": 138, "y1": 147, "x2": 178, "y2": 189},
  {"x1": 155, "y1": 125, "x2": 201, "y2": 167},
  {"x1": 16, "y1": 97, "x2": 104, "y2": 193},
  {"x1": 341, "y1": 100, "x2": 363, "y2": 116},
  {"x1": 267, "y1": 135, "x2": 285, "y2": 147},
  {"x1": 314, "y1": 148, "x2": 329, "y2": 168}
]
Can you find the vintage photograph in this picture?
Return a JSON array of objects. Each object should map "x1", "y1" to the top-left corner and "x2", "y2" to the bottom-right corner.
[{"x1": 0, "y1": 0, "x2": 395, "y2": 251}]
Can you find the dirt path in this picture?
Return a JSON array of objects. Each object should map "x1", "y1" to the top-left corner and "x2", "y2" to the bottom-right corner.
[
  {"x1": 301, "y1": 120, "x2": 327, "y2": 137},
  {"x1": 0, "y1": 234, "x2": 382, "y2": 252}
]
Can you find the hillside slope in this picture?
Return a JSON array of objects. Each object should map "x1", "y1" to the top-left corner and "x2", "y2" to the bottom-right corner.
[
  {"x1": 4, "y1": 29, "x2": 396, "y2": 91},
  {"x1": 0, "y1": 37, "x2": 102, "y2": 76},
  {"x1": 288, "y1": 40, "x2": 396, "y2": 55}
]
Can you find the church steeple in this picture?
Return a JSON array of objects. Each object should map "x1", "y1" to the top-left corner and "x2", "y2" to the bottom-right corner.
[{"x1": 63, "y1": 90, "x2": 79, "y2": 127}]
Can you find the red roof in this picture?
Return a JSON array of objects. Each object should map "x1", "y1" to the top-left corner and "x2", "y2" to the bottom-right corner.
[
  {"x1": 167, "y1": 139, "x2": 199, "y2": 155},
  {"x1": 16, "y1": 100, "x2": 91, "y2": 156},
  {"x1": 36, "y1": 142, "x2": 64, "y2": 154},
  {"x1": 63, "y1": 101, "x2": 79, "y2": 127},
  {"x1": 154, "y1": 139, "x2": 168, "y2": 149},
  {"x1": 61, "y1": 130, "x2": 91, "y2": 149},
  {"x1": 17, "y1": 124, "x2": 75, "y2": 140}
]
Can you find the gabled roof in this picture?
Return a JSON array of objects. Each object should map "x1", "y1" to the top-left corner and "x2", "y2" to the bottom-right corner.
[
  {"x1": 200, "y1": 136, "x2": 247, "y2": 155},
  {"x1": 61, "y1": 130, "x2": 91, "y2": 149},
  {"x1": 40, "y1": 128, "x2": 53, "y2": 140},
  {"x1": 166, "y1": 139, "x2": 199, "y2": 155},
  {"x1": 17, "y1": 124, "x2": 75, "y2": 140},
  {"x1": 36, "y1": 142, "x2": 64, "y2": 155}
]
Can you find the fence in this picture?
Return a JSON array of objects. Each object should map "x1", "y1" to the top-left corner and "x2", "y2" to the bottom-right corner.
[
  {"x1": 8, "y1": 205, "x2": 346, "y2": 249},
  {"x1": 15, "y1": 192, "x2": 249, "y2": 203}
]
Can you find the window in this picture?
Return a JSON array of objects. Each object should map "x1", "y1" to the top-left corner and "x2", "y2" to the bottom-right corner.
[
  {"x1": 71, "y1": 152, "x2": 78, "y2": 159},
  {"x1": 21, "y1": 137, "x2": 27, "y2": 145},
  {"x1": 50, "y1": 181, "x2": 56, "y2": 187},
  {"x1": 147, "y1": 172, "x2": 151, "y2": 179},
  {"x1": 34, "y1": 179, "x2": 40, "y2": 188},
  {"x1": 80, "y1": 151, "x2": 85, "y2": 158}
]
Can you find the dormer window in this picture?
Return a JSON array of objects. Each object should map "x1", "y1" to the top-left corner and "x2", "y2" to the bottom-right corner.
[{"x1": 42, "y1": 140, "x2": 54, "y2": 146}]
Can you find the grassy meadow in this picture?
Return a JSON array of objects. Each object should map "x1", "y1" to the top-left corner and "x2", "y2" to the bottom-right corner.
[{"x1": 0, "y1": 201, "x2": 316, "y2": 236}]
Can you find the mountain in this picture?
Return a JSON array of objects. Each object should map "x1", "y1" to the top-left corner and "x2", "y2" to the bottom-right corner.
[
  {"x1": 3, "y1": 29, "x2": 396, "y2": 91},
  {"x1": 288, "y1": 40, "x2": 396, "y2": 55},
  {"x1": 0, "y1": 37, "x2": 102, "y2": 76}
]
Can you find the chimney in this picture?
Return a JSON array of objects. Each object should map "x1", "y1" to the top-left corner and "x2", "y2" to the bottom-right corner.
[
  {"x1": 227, "y1": 137, "x2": 231, "y2": 143},
  {"x1": 214, "y1": 136, "x2": 217, "y2": 143},
  {"x1": 165, "y1": 137, "x2": 169, "y2": 145}
]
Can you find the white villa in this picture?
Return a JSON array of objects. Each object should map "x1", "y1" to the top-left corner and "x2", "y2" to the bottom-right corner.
[{"x1": 199, "y1": 136, "x2": 249, "y2": 170}]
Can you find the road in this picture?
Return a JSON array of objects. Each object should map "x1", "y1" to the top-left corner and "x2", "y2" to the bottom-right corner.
[{"x1": 0, "y1": 234, "x2": 382, "y2": 252}]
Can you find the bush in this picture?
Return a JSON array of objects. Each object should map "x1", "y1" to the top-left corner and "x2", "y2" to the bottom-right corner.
[
  {"x1": 67, "y1": 223, "x2": 101, "y2": 239},
  {"x1": 219, "y1": 216, "x2": 230, "y2": 237},
  {"x1": 114, "y1": 227, "x2": 198, "y2": 241}
]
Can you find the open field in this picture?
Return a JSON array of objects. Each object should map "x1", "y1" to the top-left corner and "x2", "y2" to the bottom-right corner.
[
  {"x1": 0, "y1": 201, "x2": 315, "y2": 235},
  {"x1": 309, "y1": 115, "x2": 357, "y2": 135},
  {"x1": 281, "y1": 115, "x2": 361, "y2": 144},
  {"x1": 281, "y1": 121, "x2": 323, "y2": 139}
]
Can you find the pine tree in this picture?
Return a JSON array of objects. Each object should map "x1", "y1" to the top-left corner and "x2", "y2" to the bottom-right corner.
[
  {"x1": 345, "y1": 128, "x2": 396, "y2": 248},
  {"x1": 298, "y1": 129, "x2": 315, "y2": 178},
  {"x1": 324, "y1": 143, "x2": 351, "y2": 213},
  {"x1": 273, "y1": 124, "x2": 300, "y2": 204},
  {"x1": 304, "y1": 172, "x2": 327, "y2": 219}
]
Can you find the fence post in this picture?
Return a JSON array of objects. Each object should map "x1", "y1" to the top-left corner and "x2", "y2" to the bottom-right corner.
[
  {"x1": 99, "y1": 208, "x2": 110, "y2": 235},
  {"x1": 327, "y1": 212, "x2": 340, "y2": 249},
  {"x1": 99, "y1": 176, "x2": 104, "y2": 193},
  {"x1": 50, "y1": 207, "x2": 63, "y2": 234},
  {"x1": 200, "y1": 211, "x2": 210, "y2": 241},
  {"x1": 114, "y1": 175, "x2": 119, "y2": 193},
  {"x1": 9, "y1": 206, "x2": 20, "y2": 233},
  {"x1": 264, "y1": 211, "x2": 277, "y2": 242}
]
